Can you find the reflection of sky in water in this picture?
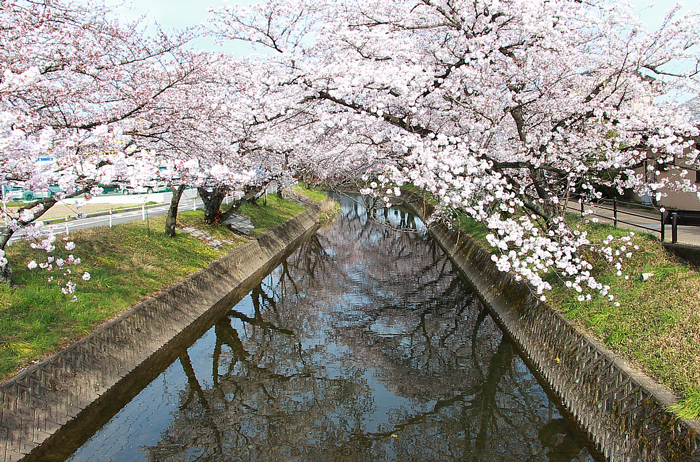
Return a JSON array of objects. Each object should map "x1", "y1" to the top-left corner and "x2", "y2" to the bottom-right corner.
[
  {"x1": 64, "y1": 195, "x2": 597, "y2": 462},
  {"x1": 369, "y1": 317, "x2": 412, "y2": 337},
  {"x1": 68, "y1": 329, "x2": 217, "y2": 462}
]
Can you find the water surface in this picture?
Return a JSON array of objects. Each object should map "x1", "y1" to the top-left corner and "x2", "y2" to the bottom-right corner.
[{"x1": 64, "y1": 195, "x2": 599, "y2": 461}]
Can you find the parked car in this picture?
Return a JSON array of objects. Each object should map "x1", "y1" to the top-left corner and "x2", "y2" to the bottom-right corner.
[
  {"x1": 99, "y1": 180, "x2": 169, "y2": 196},
  {"x1": 123, "y1": 181, "x2": 169, "y2": 195},
  {"x1": 98, "y1": 183, "x2": 130, "y2": 195},
  {"x1": 21, "y1": 186, "x2": 62, "y2": 201},
  {"x1": 1, "y1": 185, "x2": 24, "y2": 202}
]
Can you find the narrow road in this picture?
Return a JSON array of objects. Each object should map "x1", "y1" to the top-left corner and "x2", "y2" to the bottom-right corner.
[
  {"x1": 565, "y1": 201, "x2": 700, "y2": 247},
  {"x1": 6, "y1": 199, "x2": 205, "y2": 244}
]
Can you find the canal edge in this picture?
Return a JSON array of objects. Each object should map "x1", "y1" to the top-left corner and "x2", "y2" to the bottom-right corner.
[
  {"x1": 0, "y1": 198, "x2": 336, "y2": 462},
  {"x1": 407, "y1": 196, "x2": 700, "y2": 462}
]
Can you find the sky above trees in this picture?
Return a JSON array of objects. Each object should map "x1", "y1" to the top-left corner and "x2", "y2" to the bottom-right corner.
[
  {"x1": 111, "y1": 0, "x2": 700, "y2": 100},
  {"x1": 110, "y1": 0, "x2": 258, "y2": 54},
  {"x1": 112, "y1": 0, "x2": 700, "y2": 39}
]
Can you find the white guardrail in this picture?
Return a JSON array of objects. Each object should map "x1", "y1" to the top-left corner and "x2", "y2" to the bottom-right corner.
[
  {"x1": 2, "y1": 193, "x2": 244, "y2": 242},
  {"x1": 2, "y1": 202, "x2": 171, "y2": 243},
  {"x1": 42, "y1": 202, "x2": 171, "y2": 230}
]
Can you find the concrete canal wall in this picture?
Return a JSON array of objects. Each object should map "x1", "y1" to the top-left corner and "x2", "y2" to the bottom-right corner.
[
  {"x1": 408, "y1": 197, "x2": 700, "y2": 462},
  {"x1": 0, "y1": 199, "x2": 335, "y2": 462}
]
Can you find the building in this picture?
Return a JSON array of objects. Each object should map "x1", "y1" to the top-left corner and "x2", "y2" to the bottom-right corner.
[{"x1": 629, "y1": 97, "x2": 700, "y2": 211}]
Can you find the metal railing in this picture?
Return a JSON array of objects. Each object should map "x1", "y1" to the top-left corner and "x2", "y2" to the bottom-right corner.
[
  {"x1": 1, "y1": 198, "x2": 199, "y2": 238},
  {"x1": 35, "y1": 202, "x2": 168, "y2": 235},
  {"x1": 566, "y1": 194, "x2": 700, "y2": 244},
  {"x1": 41, "y1": 202, "x2": 166, "y2": 224},
  {"x1": 566, "y1": 193, "x2": 668, "y2": 238}
]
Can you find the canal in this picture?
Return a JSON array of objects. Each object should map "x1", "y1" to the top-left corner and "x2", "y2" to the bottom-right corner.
[{"x1": 54, "y1": 194, "x2": 600, "y2": 461}]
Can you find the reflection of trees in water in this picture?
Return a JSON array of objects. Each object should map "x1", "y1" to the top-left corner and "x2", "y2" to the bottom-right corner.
[
  {"x1": 148, "y1": 311, "x2": 376, "y2": 461},
  {"x1": 143, "y1": 197, "x2": 593, "y2": 462}
]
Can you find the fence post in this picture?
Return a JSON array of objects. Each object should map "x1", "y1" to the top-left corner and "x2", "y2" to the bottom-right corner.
[
  {"x1": 613, "y1": 198, "x2": 618, "y2": 229},
  {"x1": 64, "y1": 216, "x2": 69, "y2": 235},
  {"x1": 672, "y1": 212, "x2": 678, "y2": 244},
  {"x1": 660, "y1": 211, "x2": 665, "y2": 242},
  {"x1": 193, "y1": 198, "x2": 197, "y2": 211},
  {"x1": 109, "y1": 209, "x2": 113, "y2": 228},
  {"x1": 142, "y1": 204, "x2": 145, "y2": 221}
]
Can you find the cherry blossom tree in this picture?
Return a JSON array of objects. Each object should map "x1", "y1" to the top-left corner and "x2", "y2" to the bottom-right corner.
[
  {"x1": 135, "y1": 53, "x2": 311, "y2": 225},
  {"x1": 209, "y1": 0, "x2": 700, "y2": 299},
  {"x1": 0, "y1": 0, "x2": 202, "y2": 284},
  {"x1": 2, "y1": 0, "x2": 329, "y2": 289},
  {"x1": 5, "y1": 0, "x2": 700, "y2": 305}
]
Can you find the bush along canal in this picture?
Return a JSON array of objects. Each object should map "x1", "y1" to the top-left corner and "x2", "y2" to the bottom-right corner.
[{"x1": 12, "y1": 195, "x2": 601, "y2": 462}]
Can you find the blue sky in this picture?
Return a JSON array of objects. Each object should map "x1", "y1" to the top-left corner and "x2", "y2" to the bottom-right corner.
[
  {"x1": 110, "y1": 0, "x2": 700, "y2": 95},
  {"x1": 112, "y1": 0, "x2": 700, "y2": 52},
  {"x1": 111, "y1": 0, "x2": 257, "y2": 54},
  {"x1": 633, "y1": 0, "x2": 700, "y2": 30}
]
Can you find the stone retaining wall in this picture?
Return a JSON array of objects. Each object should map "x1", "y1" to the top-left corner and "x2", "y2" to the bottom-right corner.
[
  {"x1": 0, "y1": 199, "x2": 335, "y2": 462},
  {"x1": 408, "y1": 197, "x2": 700, "y2": 462}
]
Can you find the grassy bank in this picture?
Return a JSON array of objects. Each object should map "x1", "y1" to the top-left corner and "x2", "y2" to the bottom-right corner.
[
  {"x1": 238, "y1": 193, "x2": 305, "y2": 236},
  {"x1": 0, "y1": 191, "x2": 320, "y2": 381},
  {"x1": 435, "y1": 202, "x2": 700, "y2": 420},
  {"x1": 546, "y1": 219, "x2": 700, "y2": 421},
  {"x1": 291, "y1": 183, "x2": 328, "y2": 202}
]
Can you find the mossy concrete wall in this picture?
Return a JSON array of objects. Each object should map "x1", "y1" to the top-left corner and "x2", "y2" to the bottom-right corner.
[
  {"x1": 0, "y1": 199, "x2": 335, "y2": 462},
  {"x1": 663, "y1": 242, "x2": 700, "y2": 268},
  {"x1": 408, "y1": 197, "x2": 700, "y2": 462}
]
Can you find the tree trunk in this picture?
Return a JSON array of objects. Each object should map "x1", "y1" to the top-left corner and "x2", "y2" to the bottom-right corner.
[
  {"x1": 219, "y1": 186, "x2": 262, "y2": 222},
  {"x1": 165, "y1": 184, "x2": 186, "y2": 237},
  {"x1": 0, "y1": 261, "x2": 12, "y2": 286},
  {"x1": 197, "y1": 186, "x2": 228, "y2": 224}
]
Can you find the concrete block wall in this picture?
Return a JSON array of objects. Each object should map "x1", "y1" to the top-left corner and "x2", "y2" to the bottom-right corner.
[
  {"x1": 408, "y1": 197, "x2": 700, "y2": 462},
  {"x1": 0, "y1": 199, "x2": 334, "y2": 462}
]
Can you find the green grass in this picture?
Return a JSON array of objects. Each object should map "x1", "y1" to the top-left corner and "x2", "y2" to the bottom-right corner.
[
  {"x1": 544, "y1": 220, "x2": 700, "y2": 411},
  {"x1": 238, "y1": 194, "x2": 305, "y2": 236},
  {"x1": 448, "y1": 209, "x2": 492, "y2": 244},
  {"x1": 291, "y1": 184, "x2": 328, "y2": 202},
  {"x1": 669, "y1": 388, "x2": 700, "y2": 420},
  {"x1": 0, "y1": 216, "x2": 235, "y2": 379},
  {"x1": 0, "y1": 192, "x2": 319, "y2": 381},
  {"x1": 435, "y1": 201, "x2": 700, "y2": 421}
]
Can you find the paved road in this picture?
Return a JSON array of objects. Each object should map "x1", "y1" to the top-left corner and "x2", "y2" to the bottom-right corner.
[
  {"x1": 7, "y1": 199, "x2": 205, "y2": 244},
  {"x1": 566, "y1": 201, "x2": 700, "y2": 247}
]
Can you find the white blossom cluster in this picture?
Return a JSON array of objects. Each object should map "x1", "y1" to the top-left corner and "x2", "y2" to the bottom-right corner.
[{"x1": 25, "y1": 235, "x2": 89, "y2": 301}]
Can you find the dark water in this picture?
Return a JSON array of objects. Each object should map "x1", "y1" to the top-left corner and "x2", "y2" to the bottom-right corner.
[{"x1": 62, "y1": 195, "x2": 599, "y2": 462}]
